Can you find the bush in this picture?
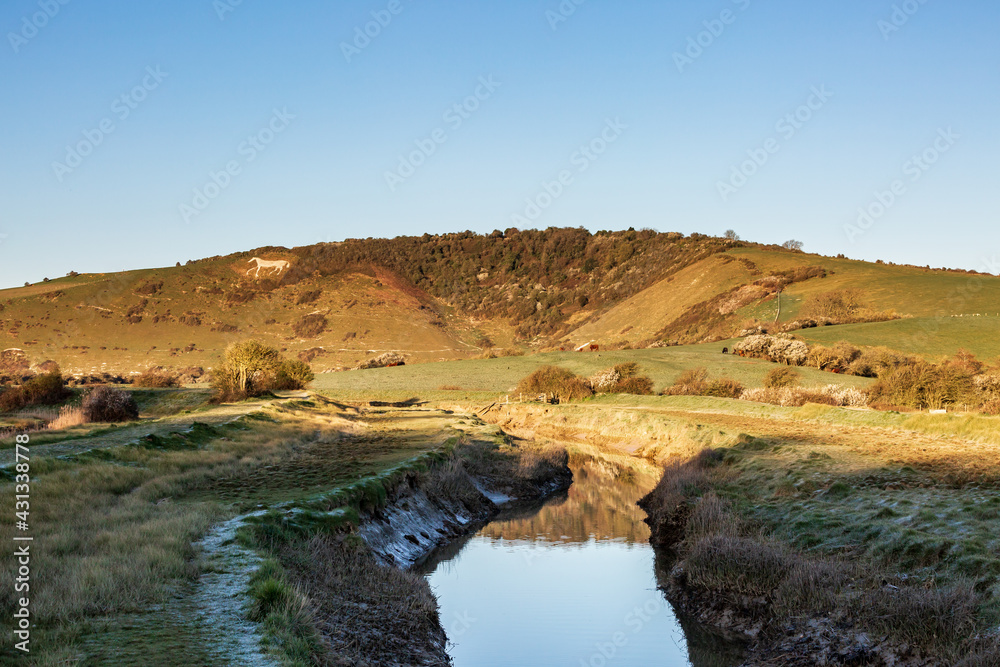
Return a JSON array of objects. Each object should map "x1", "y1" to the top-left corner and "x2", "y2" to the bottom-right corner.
[
  {"x1": 293, "y1": 314, "x2": 328, "y2": 339},
  {"x1": 212, "y1": 340, "x2": 283, "y2": 401},
  {"x1": 355, "y1": 352, "x2": 406, "y2": 370},
  {"x1": 133, "y1": 367, "x2": 179, "y2": 388},
  {"x1": 742, "y1": 384, "x2": 868, "y2": 408},
  {"x1": 515, "y1": 366, "x2": 593, "y2": 401},
  {"x1": 588, "y1": 362, "x2": 654, "y2": 395},
  {"x1": 703, "y1": 378, "x2": 743, "y2": 399},
  {"x1": 273, "y1": 360, "x2": 315, "y2": 390},
  {"x1": 763, "y1": 366, "x2": 800, "y2": 389},
  {"x1": 807, "y1": 341, "x2": 861, "y2": 373},
  {"x1": 734, "y1": 334, "x2": 808, "y2": 366},
  {"x1": 82, "y1": 386, "x2": 139, "y2": 423},
  {"x1": 0, "y1": 370, "x2": 71, "y2": 412},
  {"x1": 662, "y1": 367, "x2": 709, "y2": 396},
  {"x1": 868, "y1": 362, "x2": 975, "y2": 410}
]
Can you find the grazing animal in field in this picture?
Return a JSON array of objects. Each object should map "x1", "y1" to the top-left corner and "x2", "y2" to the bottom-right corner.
[
  {"x1": 246, "y1": 257, "x2": 290, "y2": 278},
  {"x1": 722, "y1": 347, "x2": 729, "y2": 354}
]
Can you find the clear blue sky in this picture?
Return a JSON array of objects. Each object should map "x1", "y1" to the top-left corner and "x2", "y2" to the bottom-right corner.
[{"x1": 2, "y1": 0, "x2": 998, "y2": 288}]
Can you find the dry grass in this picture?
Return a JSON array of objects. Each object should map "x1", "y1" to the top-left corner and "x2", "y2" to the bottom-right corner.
[{"x1": 47, "y1": 405, "x2": 88, "y2": 430}]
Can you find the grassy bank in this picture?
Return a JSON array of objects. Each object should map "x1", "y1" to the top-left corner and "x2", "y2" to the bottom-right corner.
[
  {"x1": 0, "y1": 393, "x2": 470, "y2": 665},
  {"x1": 639, "y1": 428, "x2": 1000, "y2": 663}
]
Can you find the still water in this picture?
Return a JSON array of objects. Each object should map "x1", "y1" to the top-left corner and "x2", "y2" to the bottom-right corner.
[{"x1": 421, "y1": 459, "x2": 746, "y2": 667}]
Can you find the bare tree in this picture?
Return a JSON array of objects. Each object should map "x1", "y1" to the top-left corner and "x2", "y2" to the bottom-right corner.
[
  {"x1": 724, "y1": 229, "x2": 740, "y2": 241},
  {"x1": 782, "y1": 239, "x2": 804, "y2": 251}
]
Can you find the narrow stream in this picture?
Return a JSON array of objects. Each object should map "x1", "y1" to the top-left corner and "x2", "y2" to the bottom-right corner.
[{"x1": 420, "y1": 458, "x2": 747, "y2": 667}]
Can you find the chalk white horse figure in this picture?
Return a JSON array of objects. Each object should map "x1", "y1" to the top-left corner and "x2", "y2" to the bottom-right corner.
[{"x1": 246, "y1": 257, "x2": 290, "y2": 278}]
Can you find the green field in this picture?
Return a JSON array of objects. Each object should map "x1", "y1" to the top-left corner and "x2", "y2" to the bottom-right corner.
[
  {"x1": 312, "y1": 341, "x2": 871, "y2": 400},
  {"x1": 796, "y1": 316, "x2": 1000, "y2": 362}
]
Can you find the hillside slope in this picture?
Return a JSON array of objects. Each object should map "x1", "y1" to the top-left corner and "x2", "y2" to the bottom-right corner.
[{"x1": 2, "y1": 229, "x2": 997, "y2": 376}]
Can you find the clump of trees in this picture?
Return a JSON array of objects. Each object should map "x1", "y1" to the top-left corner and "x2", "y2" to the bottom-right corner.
[
  {"x1": 212, "y1": 340, "x2": 315, "y2": 401},
  {"x1": 283, "y1": 228, "x2": 734, "y2": 339}
]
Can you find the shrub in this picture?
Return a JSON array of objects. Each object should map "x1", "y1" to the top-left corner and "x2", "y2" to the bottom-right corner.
[
  {"x1": 662, "y1": 367, "x2": 709, "y2": 396},
  {"x1": 763, "y1": 366, "x2": 800, "y2": 389},
  {"x1": 515, "y1": 366, "x2": 593, "y2": 401},
  {"x1": 0, "y1": 370, "x2": 71, "y2": 412},
  {"x1": 868, "y1": 362, "x2": 975, "y2": 410},
  {"x1": 82, "y1": 386, "x2": 139, "y2": 423},
  {"x1": 273, "y1": 360, "x2": 315, "y2": 390},
  {"x1": 703, "y1": 378, "x2": 743, "y2": 399},
  {"x1": 133, "y1": 367, "x2": 179, "y2": 388},
  {"x1": 589, "y1": 362, "x2": 654, "y2": 395},
  {"x1": 742, "y1": 384, "x2": 868, "y2": 408},
  {"x1": 295, "y1": 289, "x2": 322, "y2": 305},
  {"x1": 355, "y1": 352, "x2": 406, "y2": 370},
  {"x1": 212, "y1": 340, "x2": 283, "y2": 401},
  {"x1": 734, "y1": 334, "x2": 808, "y2": 366},
  {"x1": 478, "y1": 348, "x2": 525, "y2": 359},
  {"x1": 614, "y1": 375, "x2": 654, "y2": 395},
  {"x1": 807, "y1": 341, "x2": 861, "y2": 373},
  {"x1": 293, "y1": 314, "x2": 328, "y2": 339}
]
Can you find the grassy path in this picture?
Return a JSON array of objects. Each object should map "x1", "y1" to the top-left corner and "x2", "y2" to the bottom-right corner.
[{"x1": 0, "y1": 400, "x2": 272, "y2": 468}]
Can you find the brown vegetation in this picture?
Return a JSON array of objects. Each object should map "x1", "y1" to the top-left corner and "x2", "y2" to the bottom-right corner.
[
  {"x1": 133, "y1": 367, "x2": 180, "y2": 388},
  {"x1": 0, "y1": 369, "x2": 71, "y2": 412},
  {"x1": 82, "y1": 386, "x2": 139, "y2": 422},
  {"x1": 515, "y1": 365, "x2": 593, "y2": 401}
]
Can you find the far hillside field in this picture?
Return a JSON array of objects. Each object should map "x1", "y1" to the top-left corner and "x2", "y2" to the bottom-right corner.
[{"x1": 311, "y1": 342, "x2": 871, "y2": 401}]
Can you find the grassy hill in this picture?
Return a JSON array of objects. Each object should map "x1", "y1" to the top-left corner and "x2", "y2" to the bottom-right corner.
[{"x1": 1, "y1": 228, "x2": 998, "y2": 377}]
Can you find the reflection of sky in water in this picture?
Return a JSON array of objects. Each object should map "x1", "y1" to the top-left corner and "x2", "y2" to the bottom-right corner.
[
  {"x1": 424, "y1": 463, "x2": 742, "y2": 667},
  {"x1": 429, "y1": 538, "x2": 690, "y2": 666}
]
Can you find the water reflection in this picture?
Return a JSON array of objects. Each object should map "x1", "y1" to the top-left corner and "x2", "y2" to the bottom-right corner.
[{"x1": 421, "y1": 459, "x2": 745, "y2": 667}]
